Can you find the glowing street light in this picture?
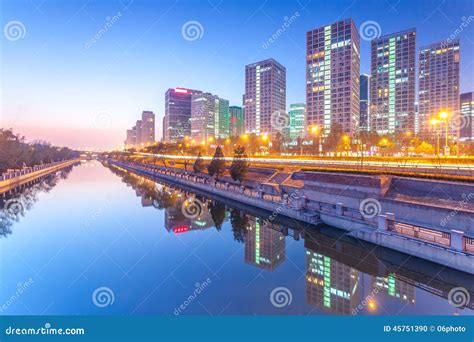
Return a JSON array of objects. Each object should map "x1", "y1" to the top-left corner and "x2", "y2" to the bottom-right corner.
[{"x1": 437, "y1": 110, "x2": 450, "y2": 155}]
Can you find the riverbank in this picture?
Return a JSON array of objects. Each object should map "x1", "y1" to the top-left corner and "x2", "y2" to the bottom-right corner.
[
  {"x1": 0, "y1": 158, "x2": 81, "y2": 195},
  {"x1": 104, "y1": 158, "x2": 474, "y2": 274}
]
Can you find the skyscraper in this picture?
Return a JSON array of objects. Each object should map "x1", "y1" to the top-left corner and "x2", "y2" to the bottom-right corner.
[
  {"x1": 141, "y1": 111, "x2": 155, "y2": 144},
  {"x1": 164, "y1": 87, "x2": 202, "y2": 143},
  {"x1": 418, "y1": 40, "x2": 460, "y2": 140},
  {"x1": 244, "y1": 58, "x2": 286, "y2": 136},
  {"x1": 215, "y1": 97, "x2": 230, "y2": 139},
  {"x1": 190, "y1": 92, "x2": 229, "y2": 143},
  {"x1": 460, "y1": 92, "x2": 474, "y2": 142},
  {"x1": 135, "y1": 120, "x2": 142, "y2": 145},
  {"x1": 370, "y1": 28, "x2": 416, "y2": 135},
  {"x1": 359, "y1": 74, "x2": 370, "y2": 131},
  {"x1": 286, "y1": 103, "x2": 306, "y2": 141},
  {"x1": 229, "y1": 106, "x2": 244, "y2": 137},
  {"x1": 306, "y1": 18, "x2": 360, "y2": 137}
]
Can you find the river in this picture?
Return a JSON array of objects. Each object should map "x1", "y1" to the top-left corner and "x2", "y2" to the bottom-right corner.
[{"x1": 0, "y1": 161, "x2": 472, "y2": 315}]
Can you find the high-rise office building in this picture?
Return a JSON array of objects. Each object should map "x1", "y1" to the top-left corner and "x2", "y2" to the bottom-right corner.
[
  {"x1": 418, "y1": 40, "x2": 460, "y2": 140},
  {"x1": 244, "y1": 58, "x2": 286, "y2": 136},
  {"x1": 229, "y1": 106, "x2": 244, "y2": 137},
  {"x1": 190, "y1": 92, "x2": 229, "y2": 143},
  {"x1": 140, "y1": 111, "x2": 155, "y2": 144},
  {"x1": 215, "y1": 97, "x2": 230, "y2": 139},
  {"x1": 164, "y1": 87, "x2": 202, "y2": 143},
  {"x1": 135, "y1": 120, "x2": 142, "y2": 145},
  {"x1": 370, "y1": 29, "x2": 416, "y2": 135},
  {"x1": 460, "y1": 92, "x2": 474, "y2": 141},
  {"x1": 286, "y1": 103, "x2": 306, "y2": 141},
  {"x1": 124, "y1": 128, "x2": 136, "y2": 147},
  {"x1": 359, "y1": 74, "x2": 370, "y2": 131},
  {"x1": 306, "y1": 18, "x2": 360, "y2": 137}
]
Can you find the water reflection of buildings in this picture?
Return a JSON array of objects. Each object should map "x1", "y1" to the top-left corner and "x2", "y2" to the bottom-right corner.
[
  {"x1": 164, "y1": 196, "x2": 216, "y2": 234},
  {"x1": 372, "y1": 275, "x2": 416, "y2": 304},
  {"x1": 244, "y1": 217, "x2": 285, "y2": 270},
  {"x1": 305, "y1": 250, "x2": 361, "y2": 315}
]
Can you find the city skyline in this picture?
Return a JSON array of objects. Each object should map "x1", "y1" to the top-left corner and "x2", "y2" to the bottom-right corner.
[{"x1": 2, "y1": 0, "x2": 473, "y2": 150}]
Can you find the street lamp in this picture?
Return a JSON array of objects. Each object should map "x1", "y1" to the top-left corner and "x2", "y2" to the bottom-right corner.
[
  {"x1": 309, "y1": 125, "x2": 320, "y2": 155},
  {"x1": 430, "y1": 118, "x2": 440, "y2": 157},
  {"x1": 438, "y1": 110, "x2": 450, "y2": 155}
]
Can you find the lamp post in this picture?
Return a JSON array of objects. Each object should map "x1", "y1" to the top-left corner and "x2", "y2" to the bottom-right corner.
[
  {"x1": 438, "y1": 111, "x2": 449, "y2": 155},
  {"x1": 430, "y1": 118, "x2": 440, "y2": 157}
]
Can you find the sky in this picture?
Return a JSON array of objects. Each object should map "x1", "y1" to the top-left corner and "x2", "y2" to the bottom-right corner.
[{"x1": 1, "y1": 0, "x2": 473, "y2": 150}]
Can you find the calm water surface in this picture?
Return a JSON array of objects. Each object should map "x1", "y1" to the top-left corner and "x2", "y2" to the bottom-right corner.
[{"x1": 1, "y1": 161, "x2": 473, "y2": 316}]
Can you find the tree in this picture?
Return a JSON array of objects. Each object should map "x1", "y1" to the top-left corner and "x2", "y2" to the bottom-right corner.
[
  {"x1": 230, "y1": 209, "x2": 248, "y2": 243},
  {"x1": 207, "y1": 146, "x2": 226, "y2": 180},
  {"x1": 271, "y1": 132, "x2": 284, "y2": 154},
  {"x1": 230, "y1": 145, "x2": 249, "y2": 184},
  {"x1": 209, "y1": 201, "x2": 226, "y2": 231},
  {"x1": 416, "y1": 141, "x2": 435, "y2": 155},
  {"x1": 193, "y1": 152, "x2": 205, "y2": 174},
  {"x1": 322, "y1": 123, "x2": 344, "y2": 152}
]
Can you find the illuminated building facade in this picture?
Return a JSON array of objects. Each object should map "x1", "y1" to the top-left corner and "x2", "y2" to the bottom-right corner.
[
  {"x1": 286, "y1": 103, "x2": 306, "y2": 141},
  {"x1": 306, "y1": 18, "x2": 360, "y2": 137},
  {"x1": 124, "y1": 111, "x2": 155, "y2": 147},
  {"x1": 460, "y1": 92, "x2": 474, "y2": 142},
  {"x1": 229, "y1": 106, "x2": 244, "y2": 137},
  {"x1": 244, "y1": 58, "x2": 286, "y2": 136},
  {"x1": 359, "y1": 74, "x2": 370, "y2": 131},
  {"x1": 244, "y1": 217, "x2": 285, "y2": 270},
  {"x1": 164, "y1": 87, "x2": 202, "y2": 142},
  {"x1": 190, "y1": 92, "x2": 229, "y2": 143},
  {"x1": 418, "y1": 40, "x2": 460, "y2": 140},
  {"x1": 305, "y1": 250, "x2": 360, "y2": 314},
  {"x1": 372, "y1": 274, "x2": 416, "y2": 304},
  {"x1": 370, "y1": 29, "x2": 416, "y2": 135}
]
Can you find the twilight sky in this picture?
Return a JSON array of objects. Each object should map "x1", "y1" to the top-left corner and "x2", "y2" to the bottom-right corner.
[{"x1": 1, "y1": 0, "x2": 473, "y2": 150}]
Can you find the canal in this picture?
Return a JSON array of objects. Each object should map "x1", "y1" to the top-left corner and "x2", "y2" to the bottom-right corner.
[{"x1": 1, "y1": 161, "x2": 473, "y2": 315}]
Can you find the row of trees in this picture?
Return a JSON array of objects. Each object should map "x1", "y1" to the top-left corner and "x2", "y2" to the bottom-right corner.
[
  {"x1": 0, "y1": 129, "x2": 80, "y2": 173},
  {"x1": 192, "y1": 145, "x2": 250, "y2": 184}
]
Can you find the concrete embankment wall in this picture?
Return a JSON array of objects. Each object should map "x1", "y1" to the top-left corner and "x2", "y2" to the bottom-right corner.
[
  {"x1": 0, "y1": 159, "x2": 80, "y2": 194},
  {"x1": 107, "y1": 159, "x2": 474, "y2": 274}
]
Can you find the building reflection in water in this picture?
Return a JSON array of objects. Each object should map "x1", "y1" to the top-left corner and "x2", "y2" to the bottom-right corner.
[
  {"x1": 305, "y1": 250, "x2": 361, "y2": 315},
  {"x1": 106, "y1": 162, "x2": 474, "y2": 313},
  {"x1": 372, "y1": 274, "x2": 416, "y2": 304},
  {"x1": 244, "y1": 217, "x2": 285, "y2": 270}
]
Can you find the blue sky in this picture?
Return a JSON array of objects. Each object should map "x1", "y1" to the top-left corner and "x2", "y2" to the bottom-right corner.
[{"x1": 1, "y1": 0, "x2": 473, "y2": 149}]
